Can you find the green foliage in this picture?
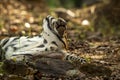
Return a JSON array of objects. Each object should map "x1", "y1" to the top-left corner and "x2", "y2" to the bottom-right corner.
[
  {"x1": 97, "y1": 17, "x2": 118, "y2": 36},
  {"x1": 45, "y1": 0, "x2": 61, "y2": 8},
  {"x1": 0, "y1": 62, "x2": 5, "y2": 73},
  {"x1": 45, "y1": 0, "x2": 78, "y2": 8},
  {"x1": 0, "y1": 17, "x2": 4, "y2": 29}
]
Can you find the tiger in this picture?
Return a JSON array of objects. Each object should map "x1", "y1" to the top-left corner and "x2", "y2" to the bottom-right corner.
[{"x1": 0, "y1": 15, "x2": 86, "y2": 64}]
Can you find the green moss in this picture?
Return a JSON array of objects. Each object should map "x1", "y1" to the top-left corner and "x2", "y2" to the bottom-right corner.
[{"x1": 0, "y1": 62, "x2": 5, "y2": 73}]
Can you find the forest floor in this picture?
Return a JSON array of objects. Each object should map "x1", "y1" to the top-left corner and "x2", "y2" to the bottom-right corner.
[{"x1": 0, "y1": 0, "x2": 120, "y2": 80}]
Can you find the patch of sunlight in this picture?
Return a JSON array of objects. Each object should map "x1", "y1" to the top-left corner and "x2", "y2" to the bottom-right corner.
[
  {"x1": 25, "y1": 22, "x2": 31, "y2": 28},
  {"x1": 81, "y1": 19, "x2": 90, "y2": 26},
  {"x1": 81, "y1": 54, "x2": 106, "y2": 60}
]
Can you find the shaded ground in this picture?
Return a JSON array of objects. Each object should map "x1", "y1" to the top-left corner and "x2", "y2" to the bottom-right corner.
[{"x1": 0, "y1": 0, "x2": 120, "y2": 80}]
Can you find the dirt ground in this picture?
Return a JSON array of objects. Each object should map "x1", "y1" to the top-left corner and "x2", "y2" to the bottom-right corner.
[{"x1": 0, "y1": 0, "x2": 120, "y2": 80}]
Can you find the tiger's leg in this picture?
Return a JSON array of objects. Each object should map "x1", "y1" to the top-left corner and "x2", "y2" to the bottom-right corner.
[
  {"x1": 64, "y1": 54, "x2": 86, "y2": 64},
  {"x1": 60, "y1": 50, "x2": 86, "y2": 64}
]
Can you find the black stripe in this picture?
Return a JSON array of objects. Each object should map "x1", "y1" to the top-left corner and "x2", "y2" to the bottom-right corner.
[
  {"x1": 12, "y1": 54, "x2": 33, "y2": 56},
  {"x1": 69, "y1": 55, "x2": 73, "y2": 60},
  {"x1": 38, "y1": 35, "x2": 42, "y2": 37},
  {"x1": 1, "y1": 38, "x2": 9, "y2": 46},
  {"x1": 23, "y1": 45, "x2": 29, "y2": 47},
  {"x1": 12, "y1": 37, "x2": 20, "y2": 42},
  {"x1": 4, "y1": 47, "x2": 8, "y2": 51},
  {"x1": 65, "y1": 55, "x2": 69, "y2": 60},
  {"x1": 46, "y1": 17, "x2": 52, "y2": 30},
  {"x1": 27, "y1": 40, "x2": 33, "y2": 42},
  {"x1": 50, "y1": 17, "x2": 54, "y2": 21},
  {"x1": 0, "y1": 45, "x2": 5, "y2": 61},
  {"x1": 56, "y1": 25, "x2": 66, "y2": 29},
  {"x1": 43, "y1": 39, "x2": 47, "y2": 44},
  {"x1": 51, "y1": 41, "x2": 58, "y2": 47},
  {"x1": 37, "y1": 44, "x2": 45, "y2": 48},
  {"x1": 45, "y1": 48, "x2": 48, "y2": 51},
  {"x1": 50, "y1": 46, "x2": 55, "y2": 50},
  {"x1": 13, "y1": 47, "x2": 17, "y2": 51},
  {"x1": 14, "y1": 45, "x2": 30, "y2": 50}
]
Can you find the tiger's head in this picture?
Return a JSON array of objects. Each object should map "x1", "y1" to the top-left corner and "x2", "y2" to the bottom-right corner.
[{"x1": 43, "y1": 15, "x2": 68, "y2": 49}]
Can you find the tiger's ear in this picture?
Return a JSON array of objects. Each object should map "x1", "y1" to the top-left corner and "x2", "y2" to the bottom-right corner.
[{"x1": 58, "y1": 18, "x2": 67, "y2": 25}]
